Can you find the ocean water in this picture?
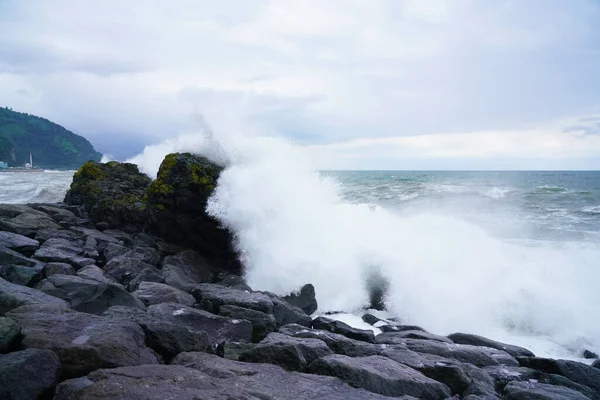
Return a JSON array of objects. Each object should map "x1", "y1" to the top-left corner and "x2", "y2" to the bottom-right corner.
[{"x1": 2, "y1": 136, "x2": 599, "y2": 361}]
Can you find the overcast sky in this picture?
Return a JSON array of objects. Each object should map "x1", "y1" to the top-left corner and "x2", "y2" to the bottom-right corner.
[{"x1": 1, "y1": 0, "x2": 600, "y2": 169}]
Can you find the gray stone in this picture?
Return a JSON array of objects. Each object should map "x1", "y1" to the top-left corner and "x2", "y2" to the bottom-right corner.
[
  {"x1": 448, "y1": 333, "x2": 535, "y2": 357},
  {"x1": 77, "y1": 265, "x2": 119, "y2": 284},
  {"x1": 102, "y1": 242, "x2": 128, "y2": 262},
  {"x1": 219, "y1": 304, "x2": 277, "y2": 342},
  {"x1": 283, "y1": 283, "x2": 318, "y2": 314},
  {"x1": 0, "y1": 317, "x2": 21, "y2": 353},
  {"x1": 312, "y1": 316, "x2": 376, "y2": 343},
  {"x1": 0, "y1": 349, "x2": 61, "y2": 400},
  {"x1": 163, "y1": 249, "x2": 215, "y2": 283},
  {"x1": 103, "y1": 256, "x2": 157, "y2": 285},
  {"x1": 127, "y1": 267, "x2": 165, "y2": 291},
  {"x1": 42, "y1": 261, "x2": 76, "y2": 277},
  {"x1": 33, "y1": 237, "x2": 95, "y2": 269},
  {"x1": 192, "y1": 283, "x2": 274, "y2": 314},
  {"x1": 134, "y1": 281, "x2": 195, "y2": 306},
  {"x1": 0, "y1": 247, "x2": 40, "y2": 267},
  {"x1": 379, "y1": 324, "x2": 427, "y2": 333},
  {"x1": 35, "y1": 228, "x2": 81, "y2": 243},
  {"x1": 0, "y1": 231, "x2": 39, "y2": 256},
  {"x1": 0, "y1": 276, "x2": 69, "y2": 314},
  {"x1": 377, "y1": 330, "x2": 453, "y2": 344},
  {"x1": 0, "y1": 263, "x2": 43, "y2": 286},
  {"x1": 516, "y1": 357, "x2": 600, "y2": 396},
  {"x1": 0, "y1": 210, "x2": 60, "y2": 236},
  {"x1": 265, "y1": 291, "x2": 312, "y2": 327},
  {"x1": 504, "y1": 381, "x2": 591, "y2": 400}
]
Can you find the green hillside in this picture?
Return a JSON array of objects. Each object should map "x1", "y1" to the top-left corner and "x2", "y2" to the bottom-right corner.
[{"x1": 0, "y1": 107, "x2": 102, "y2": 169}]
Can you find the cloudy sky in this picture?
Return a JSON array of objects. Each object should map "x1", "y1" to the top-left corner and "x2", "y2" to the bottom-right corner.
[{"x1": 1, "y1": 0, "x2": 600, "y2": 169}]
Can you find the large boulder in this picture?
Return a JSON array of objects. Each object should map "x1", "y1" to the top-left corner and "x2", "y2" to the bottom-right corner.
[
  {"x1": 312, "y1": 316, "x2": 376, "y2": 343},
  {"x1": 503, "y1": 381, "x2": 591, "y2": 400},
  {"x1": 144, "y1": 153, "x2": 241, "y2": 275},
  {"x1": 0, "y1": 349, "x2": 61, "y2": 400},
  {"x1": 6, "y1": 304, "x2": 159, "y2": 378},
  {"x1": 283, "y1": 283, "x2": 318, "y2": 314},
  {"x1": 133, "y1": 281, "x2": 195, "y2": 307},
  {"x1": 33, "y1": 237, "x2": 95, "y2": 269},
  {"x1": 219, "y1": 304, "x2": 277, "y2": 342},
  {"x1": 192, "y1": 283, "x2": 274, "y2": 314},
  {"x1": 448, "y1": 332, "x2": 535, "y2": 357},
  {"x1": 516, "y1": 357, "x2": 600, "y2": 396},
  {"x1": 0, "y1": 231, "x2": 39, "y2": 256},
  {"x1": 0, "y1": 205, "x2": 60, "y2": 237},
  {"x1": 0, "y1": 276, "x2": 69, "y2": 314},
  {"x1": 64, "y1": 161, "x2": 150, "y2": 230}
]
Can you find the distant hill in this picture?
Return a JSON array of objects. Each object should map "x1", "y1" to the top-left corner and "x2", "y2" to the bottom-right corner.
[{"x1": 0, "y1": 107, "x2": 102, "y2": 169}]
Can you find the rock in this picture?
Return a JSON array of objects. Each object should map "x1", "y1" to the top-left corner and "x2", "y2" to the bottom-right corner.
[
  {"x1": 132, "y1": 232, "x2": 157, "y2": 247},
  {"x1": 6, "y1": 303, "x2": 159, "y2": 378},
  {"x1": 0, "y1": 263, "x2": 43, "y2": 286},
  {"x1": 266, "y1": 292, "x2": 312, "y2": 327},
  {"x1": 0, "y1": 276, "x2": 69, "y2": 314},
  {"x1": 33, "y1": 237, "x2": 95, "y2": 269},
  {"x1": 280, "y1": 323, "x2": 383, "y2": 357},
  {"x1": 239, "y1": 332, "x2": 333, "y2": 371},
  {"x1": 134, "y1": 281, "x2": 195, "y2": 306},
  {"x1": 70, "y1": 227, "x2": 120, "y2": 245},
  {"x1": 162, "y1": 249, "x2": 215, "y2": 283},
  {"x1": 144, "y1": 153, "x2": 241, "y2": 275},
  {"x1": 308, "y1": 354, "x2": 451, "y2": 399},
  {"x1": 418, "y1": 361, "x2": 473, "y2": 395},
  {"x1": 42, "y1": 262, "x2": 76, "y2": 277},
  {"x1": 0, "y1": 204, "x2": 44, "y2": 218},
  {"x1": 448, "y1": 333, "x2": 535, "y2": 357},
  {"x1": 77, "y1": 265, "x2": 120, "y2": 284},
  {"x1": 84, "y1": 236, "x2": 99, "y2": 259},
  {"x1": 31, "y1": 204, "x2": 79, "y2": 225},
  {"x1": 148, "y1": 302, "x2": 252, "y2": 346},
  {"x1": 124, "y1": 246, "x2": 161, "y2": 266},
  {"x1": 593, "y1": 359, "x2": 600, "y2": 369},
  {"x1": 102, "y1": 242, "x2": 128, "y2": 262},
  {"x1": 103, "y1": 306, "x2": 213, "y2": 361},
  {"x1": 0, "y1": 349, "x2": 61, "y2": 400},
  {"x1": 378, "y1": 324, "x2": 427, "y2": 333},
  {"x1": 402, "y1": 338, "x2": 519, "y2": 367},
  {"x1": 0, "y1": 231, "x2": 39, "y2": 256},
  {"x1": 283, "y1": 283, "x2": 318, "y2": 314},
  {"x1": 64, "y1": 161, "x2": 151, "y2": 229},
  {"x1": 583, "y1": 350, "x2": 598, "y2": 359},
  {"x1": 217, "y1": 274, "x2": 252, "y2": 291},
  {"x1": 377, "y1": 330, "x2": 453, "y2": 344},
  {"x1": 516, "y1": 357, "x2": 600, "y2": 396},
  {"x1": 312, "y1": 316, "x2": 376, "y2": 343},
  {"x1": 161, "y1": 264, "x2": 198, "y2": 292},
  {"x1": 35, "y1": 274, "x2": 145, "y2": 315},
  {"x1": 0, "y1": 317, "x2": 21, "y2": 353},
  {"x1": 127, "y1": 267, "x2": 165, "y2": 291},
  {"x1": 55, "y1": 362, "x2": 391, "y2": 400},
  {"x1": 192, "y1": 283, "x2": 274, "y2": 314},
  {"x1": 219, "y1": 304, "x2": 277, "y2": 342},
  {"x1": 362, "y1": 313, "x2": 385, "y2": 325},
  {"x1": 103, "y1": 256, "x2": 157, "y2": 285},
  {"x1": 0, "y1": 209, "x2": 60, "y2": 237},
  {"x1": 35, "y1": 228, "x2": 81, "y2": 243},
  {"x1": 172, "y1": 351, "x2": 394, "y2": 399},
  {"x1": 95, "y1": 221, "x2": 109, "y2": 231},
  {"x1": 217, "y1": 341, "x2": 258, "y2": 360},
  {"x1": 504, "y1": 381, "x2": 591, "y2": 400},
  {"x1": 0, "y1": 246, "x2": 40, "y2": 267}
]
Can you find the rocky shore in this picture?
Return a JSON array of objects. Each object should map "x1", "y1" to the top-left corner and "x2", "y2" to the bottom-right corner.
[{"x1": 1, "y1": 153, "x2": 599, "y2": 399}]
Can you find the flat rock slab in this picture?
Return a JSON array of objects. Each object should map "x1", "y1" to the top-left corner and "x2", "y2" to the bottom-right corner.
[
  {"x1": 192, "y1": 283, "x2": 274, "y2": 314},
  {"x1": 312, "y1": 316, "x2": 376, "y2": 343},
  {"x1": 6, "y1": 303, "x2": 159, "y2": 378},
  {"x1": 0, "y1": 231, "x2": 39, "y2": 255},
  {"x1": 0, "y1": 276, "x2": 69, "y2": 314},
  {"x1": 0, "y1": 211, "x2": 60, "y2": 236},
  {"x1": 219, "y1": 304, "x2": 277, "y2": 342},
  {"x1": 448, "y1": 333, "x2": 535, "y2": 357},
  {"x1": 0, "y1": 349, "x2": 61, "y2": 400},
  {"x1": 377, "y1": 330, "x2": 453, "y2": 344},
  {"x1": 33, "y1": 237, "x2": 95, "y2": 269},
  {"x1": 504, "y1": 381, "x2": 591, "y2": 400},
  {"x1": 309, "y1": 354, "x2": 451, "y2": 399},
  {"x1": 133, "y1": 281, "x2": 195, "y2": 307}
]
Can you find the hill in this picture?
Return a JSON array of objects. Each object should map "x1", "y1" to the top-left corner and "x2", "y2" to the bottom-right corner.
[{"x1": 0, "y1": 107, "x2": 102, "y2": 169}]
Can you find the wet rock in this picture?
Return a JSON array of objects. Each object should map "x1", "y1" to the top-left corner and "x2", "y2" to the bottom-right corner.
[
  {"x1": 162, "y1": 249, "x2": 215, "y2": 283},
  {"x1": 33, "y1": 237, "x2": 95, "y2": 269},
  {"x1": 103, "y1": 256, "x2": 157, "y2": 285},
  {"x1": 266, "y1": 292, "x2": 312, "y2": 327},
  {"x1": 217, "y1": 274, "x2": 252, "y2": 290},
  {"x1": 503, "y1": 381, "x2": 591, "y2": 400},
  {"x1": 403, "y1": 339, "x2": 519, "y2": 367},
  {"x1": 127, "y1": 267, "x2": 165, "y2": 291},
  {"x1": 0, "y1": 349, "x2": 61, "y2": 400},
  {"x1": 239, "y1": 332, "x2": 333, "y2": 371},
  {"x1": 583, "y1": 350, "x2": 598, "y2": 359},
  {"x1": 77, "y1": 265, "x2": 119, "y2": 284},
  {"x1": 219, "y1": 304, "x2": 277, "y2": 342},
  {"x1": 192, "y1": 283, "x2": 274, "y2": 314},
  {"x1": 32, "y1": 204, "x2": 79, "y2": 225},
  {"x1": 0, "y1": 231, "x2": 39, "y2": 256},
  {"x1": 283, "y1": 283, "x2": 318, "y2": 314},
  {"x1": 134, "y1": 281, "x2": 195, "y2": 306},
  {"x1": 42, "y1": 262, "x2": 76, "y2": 277},
  {"x1": 362, "y1": 313, "x2": 385, "y2": 325},
  {"x1": 0, "y1": 208, "x2": 60, "y2": 237},
  {"x1": 70, "y1": 226, "x2": 121, "y2": 245},
  {"x1": 0, "y1": 263, "x2": 43, "y2": 286},
  {"x1": 308, "y1": 354, "x2": 451, "y2": 399},
  {"x1": 161, "y1": 264, "x2": 198, "y2": 292},
  {"x1": 448, "y1": 333, "x2": 535, "y2": 357},
  {"x1": 0, "y1": 317, "x2": 21, "y2": 353},
  {"x1": 102, "y1": 242, "x2": 128, "y2": 262},
  {"x1": 0, "y1": 276, "x2": 69, "y2": 314},
  {"x1": 35, "y1": 228, "x2": 81, "y2": 243},
  {"x1": 0, "y1": 247, "x2": 40, "y2": 267},
  {"x1": 516, "y1": 357, "x2": 600, "y2": 396},
  {"x1": 593, "y1": 359, "x2": 600, "y2": 369},
  {"x1": 312, "y1": 316, "x2": 376, "y2": 343},
  {"x1": 6, "y1": 303, "x2": 159, "y2": 378},
  {"x1": 123, "y1": 246, "x2": 161, "y2": 266},
  {"x1": 217, "y1": 341, "x2": 257, "y2": 360},
  {"x1": 35, "y1": 274, "x2": 145, "y2": 315},
  {"x1": 377, "y1": 330, "x2": 453, "y2": 344},
  {"x1": 378, "y1": 324, "x2": 428, "y2": 333},
  {"x1": 84, "y1": 237, "x2": 99, "y2": 259}
]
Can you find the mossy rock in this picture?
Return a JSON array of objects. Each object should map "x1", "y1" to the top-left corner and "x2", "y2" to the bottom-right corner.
[{"x1": 65, "y1": 161, "x2": 151, "y2": 230}]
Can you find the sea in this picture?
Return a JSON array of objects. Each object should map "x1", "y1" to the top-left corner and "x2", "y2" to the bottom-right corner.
[{"x1": 1, "y1": 158, "x2": 599, "y2": 362}]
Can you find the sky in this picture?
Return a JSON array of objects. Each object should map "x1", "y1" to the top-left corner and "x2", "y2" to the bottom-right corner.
[{"x1": 1, "y1": 0, "x2": 600, "y2": 169}]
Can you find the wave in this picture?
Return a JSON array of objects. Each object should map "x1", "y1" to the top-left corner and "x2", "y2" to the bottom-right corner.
[
  {"x1": 537, "y1": 185, "x2": 567, "y2": 193},
  {"x1": 131, "y1": 130, "x2": 600, "y2": 360}
]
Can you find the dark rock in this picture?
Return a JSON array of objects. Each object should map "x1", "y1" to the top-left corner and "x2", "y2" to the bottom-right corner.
[
  {"x1": 0, "y1": 231, "x2": 39, "y2": 256},
  {"x1": 239, "y1": 332, "x2": 333, "y2": 371},
  {"x1": 362, "y1": 313, "x2": 384, "y2": 325},
  {"x1": 280, "y1": 323, "x2": 383, "y2": 357},
  {"x1": 162, "y1": 249, "x2": 215, "y2": 283},
  {"x1": 145, "y1": 153, "x2": 241, "y2": 274},
  {"x1": 42, "y1": 262, "x2": 76, "y2": 277},
  {"x1": 216, "y1": 341, "x2": 257, "y2": 360},
  {"x1": 0, "y1": 264, "x2": 43, "y2": 286},
  {"x1": 583, "y1": 350, "x2": 598, "y2": 359},
  {"x1": 418, "y1": 361, "x2": 473, "y2": 395},
  {"x1": 31, "y1": 204, "x2": 79, "y2": 224},
  {"x1": 266, "y1": 292, "x2": 312, "y2": 327},
  {"x1": 0, "y1": 349, "x2": 61, "y2": 400},
  {"x1": 0, "y1": 276, "x2": 69, "y2": 314},
  {"x1": 101, "y1": 242, "x2": 127, "y2": 263},
  {"x1": 35, "y1": 228, "x2": 81, "y2": 243},
  {"x1": 403, "y1": 339, "x2": 519, "y2": 367},
  {"x1": 124, "y1": 246, "x2": 161, "y2": 266},
  {"x1": 84, "y1": 236, "x2": 99, "y2": 259},
  {"x1": 593, "y1": 359, "x2": 600, "y2": 369},
  {"x1": 504, "y1": 381, "x2": 591, "y2": 400},
  {"x1": 217, "y1": 274, "x2": 252, "y2": 290},
  {"x1": 308, "y1": 354, "x2": 451, "y2": 399},
  {"x1": 283, "y1": 283, "x2": 318, "y2": 314},
  {"x1": 64, "y1": 161, "x2": 151, "y2": 229},
  {"x1": 95, "y1": 221, "x2": 109, "y2": 231},
  {"x1": 192, "y1": 283, "x2": 274, "y2": 314},
  {"x1": 160, "y1": 264, "x2": 198, "y2": 292},
  {"x1": 448, "y1": 333, "x2": 535, "y2": 357},
  {"x1": 379, "y1": 324, "x2": 427, "y2": 333},
  {"x1": 219, "y1": 304, "x2": 277, "y2": 342},
  {"x1": 0, "y1": 317, "x2": 21, "y2": 353},
  {"x1": 70, "y1": 227, "x2": 120, "y2": 245},
  {"x1": 55, "y1": 361, "x2": 392, "y2": 400},
  {"x1": 312, "y1": 316, "x2": 376, "y2": 343},
  {"x1": 148, "y1": 302, "x2": 252, "y2": 346},
  {"x1": 77, "y1": 265, "x2": 119, "y2": 284},
  {"x1": 516, "y1": 357, "x2": 600, "y2": 396},
  {"x1": 35, "y1": 274, "x2": 145, "y2": 315},
  {"x1": 127, "y1": 267, "x2": 165, "y2": 291},
  {"x1": 133, "y1": 281, "x2": 195, "y2": 306},
  {"x1": 377, "y1": 330, "x2": 453, "y2": 344},
  {"x1": 6, "y1": 303, "x2": 159, "y2": 378},
  {"x1": 103, "y1": 256, "x2": 157, "y2": 285},
  {"x1": 0, "y1": 246, "x2": 40, "y2": 267},
  {"x1": 33, "y1": 237, "x2": 95, "y2": 269},
  {"x1": 133, "y1": 232, "x2": 157, "y2": 248},
  {"x1": 0, "y1": 207, "x2": 60, "y2": 237},
  {"x1": 460, "y1": 364, "x2": 498, "y2": 398}
]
